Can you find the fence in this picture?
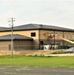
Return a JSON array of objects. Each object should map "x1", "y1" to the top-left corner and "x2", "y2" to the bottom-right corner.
[{"x1": 0, "y1": 44, "x2": 72, "y2": 51}]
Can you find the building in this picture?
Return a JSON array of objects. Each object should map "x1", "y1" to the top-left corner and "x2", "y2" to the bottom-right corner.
[{"x1": 0, "y1": 24, "x2": 74, "y2": 51}]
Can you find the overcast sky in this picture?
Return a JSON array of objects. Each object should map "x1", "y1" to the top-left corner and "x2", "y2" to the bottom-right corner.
[{"x1": 0, "y1": 0, "x2": 74, "y2": 29}]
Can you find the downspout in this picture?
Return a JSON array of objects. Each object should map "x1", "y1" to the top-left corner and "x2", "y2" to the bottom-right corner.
[
  {"x1": 39, "y1": 29, "x2": 40, "y2": 50},
  {"x1": 63, "y1": 31, "x2": 64, "y2": 49},
  {"x1": 54, "y1": 31, "x2": 55, "y2": 49}
]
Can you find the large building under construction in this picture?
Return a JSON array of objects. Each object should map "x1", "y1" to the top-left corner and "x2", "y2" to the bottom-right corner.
[{"x1": 0, "y1": 24, "x2": 74, "y2": 51}]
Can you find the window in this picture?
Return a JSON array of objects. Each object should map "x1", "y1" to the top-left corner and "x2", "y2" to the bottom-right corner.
[
  {"x1": 59, "y1": 33, "x2": 62, "y2": 37},
  {"x1": 64, "y1": 34, "x2": 67, "y2": 39},
  {"x1": 31, "y1": 32, "x2": 36, "y2": 37},
  {"x1": 72, "y1": 34, "x2": 74, "y2": 39},
  {"x1": 68, "y1": 35, "x2": 70, "y2": 39}
]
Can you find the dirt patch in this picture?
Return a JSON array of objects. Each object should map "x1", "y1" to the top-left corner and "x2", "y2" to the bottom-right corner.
[{"x1": 0, "y1": 50, "x2": 74, "y2": 56}]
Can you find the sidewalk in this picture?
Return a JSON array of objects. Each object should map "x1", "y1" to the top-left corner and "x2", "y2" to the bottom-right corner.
[{"x1": 50, "y1": 53, "x2": 74, "y2": 56}]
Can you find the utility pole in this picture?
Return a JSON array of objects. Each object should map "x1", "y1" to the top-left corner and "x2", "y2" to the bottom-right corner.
[{"x1": 8, "y1": 18, "x2": 15, "y2": 58}]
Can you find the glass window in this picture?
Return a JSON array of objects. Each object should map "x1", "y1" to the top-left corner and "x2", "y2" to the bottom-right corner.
[
  {"x1": 68, "y1": 35, "x2": 70, "y2": 39},
  {"x1": 72, "y1": 34, "x2": 74, "y2": 39},
  {"x1": 31, "y1": 32, "x2": 36, "y2": 37},
  {"x1": 64, "y1": 34, "x2": 67, "y2": 38},
  {"x1": 59, "y1": 33, "x2": 62, "y2": 37}
]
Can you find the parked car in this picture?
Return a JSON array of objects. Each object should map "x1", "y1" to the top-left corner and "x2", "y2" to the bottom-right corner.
[{"x1": 66, "y1": 47, "x2": 74, "y2": 53}]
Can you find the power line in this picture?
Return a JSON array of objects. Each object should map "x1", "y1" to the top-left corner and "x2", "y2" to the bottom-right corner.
[{"x1": 8, "y1": 18, "x2": 15, "y2": 58}]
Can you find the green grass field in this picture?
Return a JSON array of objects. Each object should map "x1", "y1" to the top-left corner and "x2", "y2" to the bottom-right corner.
[{"x1": 0, "y1": 55, "x2": 74, "y2": 66}]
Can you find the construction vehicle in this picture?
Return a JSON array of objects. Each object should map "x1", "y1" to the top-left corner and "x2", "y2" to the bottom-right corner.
[
  {"x1": 48, "y1": 34, "x2": 74, "y2": 52},
  {"x1": 43, "y1": 33, "x2": 74, "y2": 50},
  {"x1": 48, "y1": 34, "x2": 74, "y2": 44}
]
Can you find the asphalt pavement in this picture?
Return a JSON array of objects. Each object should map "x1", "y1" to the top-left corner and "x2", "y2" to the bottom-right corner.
[{"x1": 0, "y1": 66, "x2": 74, "y2": 75}]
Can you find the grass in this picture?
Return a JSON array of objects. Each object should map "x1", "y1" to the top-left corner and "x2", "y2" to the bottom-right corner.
[{"x1": 0, "y1": 55, "x2": 74, "y2": 66}]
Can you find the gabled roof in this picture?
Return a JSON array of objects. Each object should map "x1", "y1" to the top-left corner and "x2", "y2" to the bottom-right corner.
[
  {"x1": 13, "y1": 24, "x2": 40, "y2": 30},
  {"x1": 0, "y1": 34, "x2": 33, "y2": 41},
  {"x1": 0, "y1": 27, "x2": 9, "y2": 31},
  {"x1": 0, "y1": 24, "x2": 74, "y2": 32},
  {"x1": 13, "y1": 24, "x2": 74, "y2": 31}
]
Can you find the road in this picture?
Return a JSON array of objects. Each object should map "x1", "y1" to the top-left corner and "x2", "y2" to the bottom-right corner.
[{"x1": 0, "y1": 66, "x2": 74, "y2": 75}]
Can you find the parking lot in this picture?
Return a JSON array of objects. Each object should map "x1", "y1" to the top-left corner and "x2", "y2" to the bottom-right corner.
[{"x1": 0, "y1": 66, "x2": 74, "y2": 75}]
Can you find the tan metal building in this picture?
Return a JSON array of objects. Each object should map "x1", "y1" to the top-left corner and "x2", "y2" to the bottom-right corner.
[
  {"x1": 0, "y1": 34, "x2": 33, "y2": 51},
  {"x1": 0, "y1": 24, "x2": 74, "y2": 50}
]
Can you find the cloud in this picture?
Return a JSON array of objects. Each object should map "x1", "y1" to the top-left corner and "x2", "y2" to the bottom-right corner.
[
  {"x1": 0, "y1": 10, "x2": 17, "y2": 27},
  {"x1": 0, "y1": 0, "x2": 74, "y2": 29}
]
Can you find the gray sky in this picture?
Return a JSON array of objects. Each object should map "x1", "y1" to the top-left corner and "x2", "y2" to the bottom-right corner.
[{"x1": 0, "y1": 0, "x2": 74, "y2": 29}]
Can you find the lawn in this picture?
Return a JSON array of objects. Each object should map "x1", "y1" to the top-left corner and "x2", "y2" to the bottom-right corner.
[{"x1": 0, "y1": 55, "x2": 74, "y2": 66}]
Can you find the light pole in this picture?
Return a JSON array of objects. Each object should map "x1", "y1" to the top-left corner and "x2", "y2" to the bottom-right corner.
[{"x1": 9, "y1": 18, "x2": 15, "y2": 58}]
